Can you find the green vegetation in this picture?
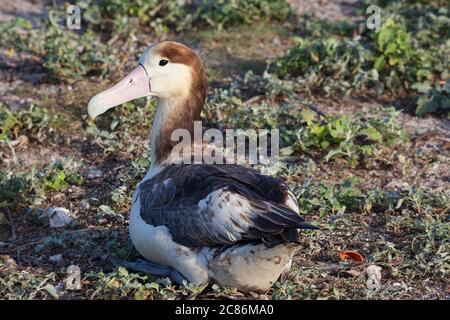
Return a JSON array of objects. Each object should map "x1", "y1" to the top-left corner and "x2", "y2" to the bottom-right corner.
[
  {"x1": 0, "y1": 104, "x2": 64, "y2": 143},
  {"x1": 43, "y1": 28, "x2": 117, "y2": 81},
  {"x1": 0, "y1": 158, "x2": 84, "y2": 209},
  {"x1": 205, "y1": 86, "x2": 408, "y2": 167},
  {"x1": 293, "y1": 108, "x2": 408, "y2": 166},
  {"x1": 0, "y1": 0, "x2": 448, "y2": 300},
  {"x1": 272, "y1": 1, "x2": 449, "y2": 115},
  {"x1": 0, "y1": 0, "x2": 291, "y2": 81},
  {"x1": 82, "y1": 0, "x2": 291, "y2": 33}
]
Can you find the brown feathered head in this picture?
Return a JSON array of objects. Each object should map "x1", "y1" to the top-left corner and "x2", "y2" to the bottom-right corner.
[{"x1": 87, "y1": 41, "x2": 206, "y2": 120}]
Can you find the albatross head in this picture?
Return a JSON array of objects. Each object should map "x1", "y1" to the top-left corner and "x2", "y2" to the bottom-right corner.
[{"x1": 87, "y1": 41, "x2": 206, "y2": 119}]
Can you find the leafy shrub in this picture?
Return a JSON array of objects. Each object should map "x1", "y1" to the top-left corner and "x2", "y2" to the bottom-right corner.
[
  {"x1": 0, "y1": 270, "x2": 58, "y2": 300},
  {"x1": 0, "y1": 104, "x2": 64, "y2": 143},
  {"x1": 82, "y1": 0, "x2": 191, "y2": 34},
  {"x1": 0, "y1": 172, "x2": 29, "y2": 208},
  {"x1": 294, "y1": 107, "x2": 408, "y2": 166},
  {"x1": 272, "y1": 0, "x2": 449, "y2": 114},
  {"x1": 415, "y1": 79, "x2": 450, "y2": 117},
  {"x1": 36, "y1": 158, "x2": 84, "y2": 192},
  {"x1": 373, "y1": 18, "x2": 413, "y2": 72},
  {"x1": 0, "y1": 159, "x2": 84, "y2": 209},
  {"x1": 0, "y1": 17, "x2": 116, "y2": 82},
  {"x1": 82, "y1": 0, "x2": 291, "y2": 34},
  {"x1": 43, "y1": 26, "x2": 117, "y2": 81},
  {"x1": 294, "y1": 179, "x2": 364, "y2": 217},
  {"x1": 0, "y1": 18, "x2": 35, "y2": 52},
  {"x1": 196, "y1": 0, "x2": 291, "y2": 30},
  {"x1": 271, "y1": 38, "x2": 381, "y2": 95}
]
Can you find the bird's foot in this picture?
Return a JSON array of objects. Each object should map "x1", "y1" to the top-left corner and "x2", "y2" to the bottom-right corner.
[{"x1": 112, "y1": 258, "x2": 187, "y2": 285}]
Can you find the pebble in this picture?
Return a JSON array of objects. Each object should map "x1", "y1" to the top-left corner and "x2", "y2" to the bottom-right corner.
[
  {"x1": 47, "y1": 207, "x2": 72, "y2": 228},
  {"x1": 99, "y1": 205, "x2": 115, "y2": 215},
  {"x1": 364, "y1": 265, "x2": 383, "y2": 291},
  {"x1": 85, "y1": 168, "x2": 104, "y2": 179},
  {"x1": 65, "y1": 265, "x2": 82, "y2": 290}
]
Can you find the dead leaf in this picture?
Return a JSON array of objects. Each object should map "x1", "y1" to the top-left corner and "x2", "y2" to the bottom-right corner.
[
  {"x1": 9, "y1": 135, "x2": 29, "y2": 148},
  {"x1": 339, "y1": 251, "x2": 364, "y2": 263},
  {"x1": 44, "y1": 284, "x2": 60, "y2": 299}
]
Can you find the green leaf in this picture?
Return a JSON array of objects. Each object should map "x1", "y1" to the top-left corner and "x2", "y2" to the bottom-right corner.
[
  {"x1": 416, "y1": 93, "x2": 450, "y2": 116},
  {"x1": 44, "y1": 284, "x2": 59, "y2": 299},
  {"x1": 15, "y1": 17, "x2": 32, "y2": 29},
  {"x1": 359, "y1": 127, "x2": 382, "y2": 142},
  {"x1": 411, "y1": 81, "x2": 432, "y2": 93},
  {"x1": 300, "y1": 109, "x2": 317, "y2": 122},
  {"x1": 280, "y1": 146, "x2": 294, "y2": 156},
  {"x1": 324, "y1": 148, "x2": 344, "y2": 162}
]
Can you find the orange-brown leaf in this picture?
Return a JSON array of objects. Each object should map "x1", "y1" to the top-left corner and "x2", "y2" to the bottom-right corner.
[{"x1": 339, "y1": 251, "x2": 364, "y2": 263}]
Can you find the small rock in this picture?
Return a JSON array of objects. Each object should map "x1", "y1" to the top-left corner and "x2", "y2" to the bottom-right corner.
[
  {"x1": 85, "y1": 168, "x2": 103, "y2": 180},
  {"x1": 97, "y1": 205, "x2": 125, "y2": 223},
  {"x1": 65, "y1": 265, "x2": 82, "y2": 290},
  {"x1": 0, "y1": 242, "x2": 9, "y2": 248},
  {"x1": 99, "y1": 205, "x2": 115, "y2": 215},
  {"x1": 49, "y1": 254, "x2": 63, "y2": 263},
  {"x1": 47, "y1": 208, "x2": 72, "y2": 228},
  {"x1": 363, "y1": 265, "x2": 382, "y2": 291}
]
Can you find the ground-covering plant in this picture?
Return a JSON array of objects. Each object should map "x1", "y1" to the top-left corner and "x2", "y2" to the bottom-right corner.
[
  {"x1": 414, "y1": 79, "x2": 450, "y2": 117},
  {"x1": 0, "y1": 158, "x2": 84, "y2": 209},
  {"x1": 43, "y1": 27, "x2": 117, "y2": 81},
  {"x1": 0, "y1": 17, "x2": 116, "y2": 82},
  {"x1": 272, "y1": 1, "x2": 450, "y2": 115},
  {"x1": 293, "y1": 107, "x2": 409, "y2": 166},
  {"x1": 84, "y1": 267, "x2": 205, "y2": 300},
  {"x1": 0, "y1": 267, "x2": 59, "y2": 300},
  {"x1": 0, "y1": 104, "x2": 65, "y2": 144},
  {"x1": 270, "y1": 38, "x2": 379, "y2": 95},
  {"x1": 81, "y1": 0, "x2": 292, "y2": 34},
  {"x1": 204, "y1": 85, "x2": 408, "y2": 167}
]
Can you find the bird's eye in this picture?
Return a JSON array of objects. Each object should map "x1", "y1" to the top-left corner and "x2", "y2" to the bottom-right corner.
[{"x1": 159, "y1": 59, "x2": 169, "y2": 66}]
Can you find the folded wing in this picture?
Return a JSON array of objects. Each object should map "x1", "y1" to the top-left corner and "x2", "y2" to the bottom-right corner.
[{"x1": 139, "y1": 164, "x2": 318, "y2": 248}]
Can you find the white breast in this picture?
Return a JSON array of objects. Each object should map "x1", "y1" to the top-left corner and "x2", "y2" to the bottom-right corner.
[
  {"x1": 129, "y1": 187, "x2": 210, "y2": 284},
  {"x1": 128, "y1": 168, "x2": 299, "y2": 291}
]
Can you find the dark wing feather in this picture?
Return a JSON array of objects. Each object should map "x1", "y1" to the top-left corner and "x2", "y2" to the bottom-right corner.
[{"x1": 139, "y1": 164, "x2": 317, "y2": 248}]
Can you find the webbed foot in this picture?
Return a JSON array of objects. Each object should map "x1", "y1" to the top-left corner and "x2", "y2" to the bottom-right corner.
[{"x1": 112, "y1": 258, "x2": 187, "y2": 285}]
